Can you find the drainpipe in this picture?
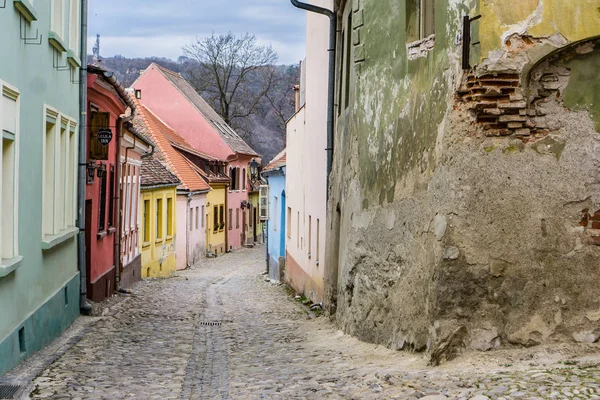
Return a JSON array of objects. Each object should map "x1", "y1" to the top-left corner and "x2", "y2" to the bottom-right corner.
[
  {"x1": 78, "y1": 0, "x2": 92, "y2": 314},
  {"x1": 290, "y1": 0, "x2": 336, "y2": 200},
  {"x1": 187, "y1": 193, "x2": 192, "y2": 268}
]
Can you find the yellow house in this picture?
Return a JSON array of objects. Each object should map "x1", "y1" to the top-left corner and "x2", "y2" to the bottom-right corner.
[
  {"x1": 206, "y1": 183, "x2": 227, "y2": 255},
  {"x1": 140, "y1": 157, "x2": 180, "y2": 278}
]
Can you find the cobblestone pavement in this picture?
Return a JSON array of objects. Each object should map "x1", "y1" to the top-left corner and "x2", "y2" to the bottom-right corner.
[{"x1": 10, "y1": 245, "x2": 600, "y2": 399}]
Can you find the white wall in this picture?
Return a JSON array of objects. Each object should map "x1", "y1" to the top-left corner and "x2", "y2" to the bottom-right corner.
[{"x1": 286, "y1": 0, "x2": 331, "y2": 301}]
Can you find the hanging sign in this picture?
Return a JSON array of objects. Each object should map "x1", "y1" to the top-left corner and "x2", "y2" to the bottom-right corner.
[{"x1": 98, "y1": 128, "x2": 113, "y2": 146}]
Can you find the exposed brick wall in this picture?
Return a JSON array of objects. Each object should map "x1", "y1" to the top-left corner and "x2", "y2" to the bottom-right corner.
[{"x1": 458, "y1": 73, "x2": 546, "y2": 138}]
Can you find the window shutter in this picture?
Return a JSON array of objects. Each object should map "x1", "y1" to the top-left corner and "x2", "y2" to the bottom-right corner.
[
  {"x1": 259, "y1": 185, "x2": 269, "y2": 221},
  {"x1": 89, "y1": 112, "x2": 110, "y2": 160}
]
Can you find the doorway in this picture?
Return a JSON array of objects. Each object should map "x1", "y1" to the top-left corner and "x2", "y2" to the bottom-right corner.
[{"x1": 85, "y1": 199, "x2": 92, "y2": 298}]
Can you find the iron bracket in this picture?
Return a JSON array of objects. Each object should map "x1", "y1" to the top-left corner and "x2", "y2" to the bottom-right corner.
[{"x1": 20, "y1": 14, "x2": 42, "y2": 45}]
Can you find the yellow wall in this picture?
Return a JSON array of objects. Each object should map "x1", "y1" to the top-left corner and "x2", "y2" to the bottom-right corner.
[
  {"x1": 206, "y1": 184, "x2": 226, "y2": 255},
  {"x1": 248, "y1": 191, "x2": 264, "y2": 241},
  {"x1": 479, "y1": 0, "x2": 600, "y2": 63},
  {"x1": 140, "y1": 186, "x2": 177, "y2": 279}
]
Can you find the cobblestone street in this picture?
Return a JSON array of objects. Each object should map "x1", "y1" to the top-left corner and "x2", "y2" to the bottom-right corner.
[{"x1": 3, "y1": 246, "x2": 600, "y2": 399}]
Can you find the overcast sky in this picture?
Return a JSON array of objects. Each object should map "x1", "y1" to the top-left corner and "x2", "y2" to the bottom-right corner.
[{"x1": 88, "y1": 0, "x2": 307, "y2": 65}]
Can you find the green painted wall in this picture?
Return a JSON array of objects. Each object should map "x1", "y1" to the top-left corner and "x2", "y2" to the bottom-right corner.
[
  {"x1": 0, "y1": 1, "x2": 80, "y2": 375},
  {"x1": 561, "y1": 45, "x2": 600, "y2": 131}
]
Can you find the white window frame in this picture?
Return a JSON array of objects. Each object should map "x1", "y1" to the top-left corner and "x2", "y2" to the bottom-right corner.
[
  {"x1": 69, "y1": 0, "x2": 80, "y2": 52},
  {"x1": 51, "y1": 0, "x2": 66, "y2": 41},
  {"x1": 0, "y1": 81, "x2": 21, "y2": 270},
  {"x1": 42, "y1": 105, "x2": 78, "y2": 249}
]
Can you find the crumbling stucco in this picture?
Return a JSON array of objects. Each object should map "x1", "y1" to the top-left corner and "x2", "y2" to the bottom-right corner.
[{"x1": 326, "y1": 0, "x2": 600, "y2": 363}]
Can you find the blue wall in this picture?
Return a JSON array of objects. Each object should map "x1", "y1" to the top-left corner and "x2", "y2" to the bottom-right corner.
[{"x1": 265, "y1": 169, "x2": 286, "y2": 280}]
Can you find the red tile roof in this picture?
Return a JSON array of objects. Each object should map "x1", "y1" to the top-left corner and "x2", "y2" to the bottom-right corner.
[
  {"x1": 133, "y1": 99, "x2": 210, "y2": 193},
  {"x1": 263, "y1": 149, "x2": 286, "y2": 173}
]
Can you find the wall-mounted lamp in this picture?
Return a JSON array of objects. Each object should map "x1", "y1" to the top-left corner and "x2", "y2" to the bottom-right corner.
[{"x1": 249, "y1": 159, "x2": 259, "y2": 179}]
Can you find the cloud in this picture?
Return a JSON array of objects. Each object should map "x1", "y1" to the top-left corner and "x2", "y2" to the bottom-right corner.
[{"x1": 88, "y1": 0, "x2": 307, "y2": 64}]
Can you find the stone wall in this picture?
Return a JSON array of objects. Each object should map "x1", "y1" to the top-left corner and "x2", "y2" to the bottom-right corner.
[{"x1": 326, "y1": 0, "x2": 600, "y2": 363}]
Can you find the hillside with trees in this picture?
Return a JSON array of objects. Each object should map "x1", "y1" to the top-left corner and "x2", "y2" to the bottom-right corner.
[{"x1": 89, "y1": 37, "x2": 299, "y2": 163}]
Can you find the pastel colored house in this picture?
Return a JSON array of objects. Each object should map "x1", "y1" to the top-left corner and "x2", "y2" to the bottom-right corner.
[
  {"x1": 133, "y1": 102, "x2": 211, "y2": 270},
  {"x1": 0, "y1": 0, "x2": 82, "y2": 375},
  {"x1": 285, "y1": 3, "x2": 329, "y2": 303},
  {"x1": 139, "y1": 157, "x2": 179, "y2": 278},
  {"x1": 131, "y1": 63, "x2": 258, "y2": 251},
  {"x1": 169, "y1": 144, "x2": 230, "y2": 256},
  {"x1": 247, "y1": 168, "x2": 266, "y2": 247},
  {"x1": 119, "y1": 122, "x2": 154, "y2": 288},
  {"x1": 85, "y1": 65, "x2": 137, "y2": 302},
  {"x1": 262, "y1": 149, "x2": 287, "y2": 282}
]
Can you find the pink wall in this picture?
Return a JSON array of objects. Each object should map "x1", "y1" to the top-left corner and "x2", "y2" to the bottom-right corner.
[
  {"x1": 226, "y1": 155, "x2": 252, "y2": 250},
  {"x1": 132, "y1": 66, "x2": 233, "y2": 160},
  {"x1": 86, "y1": 75, "x2": 127, "y2": 285},
  {"x1": 176, "y1": 194, "x2": 207, "y2": 270}
]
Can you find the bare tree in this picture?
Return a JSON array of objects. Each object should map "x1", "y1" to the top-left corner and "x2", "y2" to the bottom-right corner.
[{"x1": 183, "y1": 33, "x2": 278, "y2": 126}]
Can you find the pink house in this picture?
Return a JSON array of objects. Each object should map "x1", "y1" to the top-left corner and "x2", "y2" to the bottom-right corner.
[{"x1": 131, "y1": 63, "x2": 259, "y2": 250}]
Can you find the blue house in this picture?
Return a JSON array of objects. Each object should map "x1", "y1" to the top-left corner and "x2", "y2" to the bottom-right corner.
[{"x1": 262, "y1": 149, "x2": 286, "y2": 282}]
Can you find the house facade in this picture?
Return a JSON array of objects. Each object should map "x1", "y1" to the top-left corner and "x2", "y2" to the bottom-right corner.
[
  {"x1": 323, "y1": 0, "x2": 600, "y2": 360},
  {"x1": 0, "y1": 0, "x2": 82, "y2": 375},
  {"x1": 119, "y1": 122, "x2": 153, "y2": 288},
  {"x1": 140, "y1": 157, "x2": 179, "y2": 278},
  {"x1": 133, "y1": 102, "x2": 211, "y2": 270},
  {"x1": 85, "y1": 65, "x2": 134, "y2": 302},
  {"x1": 285, "y1": 5, "x2": 329, "y2": 304},
  {"x1": 247, "y1": 163, "x2": 266, "y2": 247},
  {"x1": 263, "y1": 150, "x2": 287, "y2": 282},
  {"x1": 131, "y1": 63, "x2": 258, "y2": 251}
]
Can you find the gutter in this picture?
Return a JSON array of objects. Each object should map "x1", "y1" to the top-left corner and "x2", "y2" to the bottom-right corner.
[
  {"x1": 290, "y1": 0, "x2": 336, "y2": 200},
  {"x1": 77, "y1": 0, "x2": 92, "y2": 314}
]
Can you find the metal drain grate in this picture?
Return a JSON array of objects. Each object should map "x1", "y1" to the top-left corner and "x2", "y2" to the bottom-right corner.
[
  {"x1": 0, "y1": 385, "x2": 21, "y2": 399},
  {"x1": 199, "y1": 320, "x2": 232, "y2": 326}
]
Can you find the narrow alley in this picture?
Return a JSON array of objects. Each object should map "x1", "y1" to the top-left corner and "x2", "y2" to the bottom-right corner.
[{"x1": 0, "y1": 246, "x2": 599, "y2": 399}]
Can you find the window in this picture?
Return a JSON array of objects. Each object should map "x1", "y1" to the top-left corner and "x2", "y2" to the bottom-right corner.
[
  {"x1": 51, "y1": 0, "x2": 65, "y2": 40},
  {"x1": 316, "y1": 219, "x2": 320, "y2": 264},
  {"x1": 1, "y1": 84, "x2": 19, "y2": 260},
  {"x1": 287, "y1": 207, "x2": 291, "y2": 238},
  {"x1": 190, "y1": 206, "x2": 194, "y2": 231},
  {"x1": 143, "y1": 200, "x2": 150, "y2": 243},
  {"x1": 273, "y1": 197, "x2": 278, "y2": 231},
  {"x1": 213, "y1": 206, "x2": 218, "y2": 232},
  {"x1": 196, "y1": 207, "x2": 200, "y2": 229},
  {"x1": 201, "y1": 205, "x2": 205, "y2": 228},
  {"x1": 249, "y1": 205, "x2": 253, "y2": 227},
  {"x1": 98, "y1": 165, "x2": 107, "y2": 232},
  {"x1": 156, "y1": 198, "x2": 163, "y2": 239},
  {"x1": 108, "y1": 165, "x2": 115, "y2": 228},
  {"x1": 167, "y1": 197, "x2": 173, "y2": 237},
  {"x1": 43, "y1": 107, "x2": 77, "y2": 238},
  {"x1": 228, "y1": 208, "x2": 233, "y2": 230},
  {"x1": 69, "y1": 0, "x2": 80, "y2": 51},
  {"x1": 242, "y1": 168, "x2": 246, "y2": 191},
  {"x1": 406, "y1": 0, "x2": 435, "y2": 43},
  {"x1": 229, "y1": 167, "x2": 237, "y2": 190},
  {"x1": 236, "y1": 208, "x2": 240, "y2": 229},
  {"x1": 297, "y1": 212, "x2": 300, "y2": 248},
  {"x1": 308, "y1": 215, "x2": 312, "y2": 257},
  {"x1": 219, "y1": 205, "x2": 224, "y2": 231}
]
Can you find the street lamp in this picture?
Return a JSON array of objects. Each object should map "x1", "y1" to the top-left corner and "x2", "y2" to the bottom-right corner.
[{"x1": 249, "y1": 159, "x2": 260, "y2": 179}]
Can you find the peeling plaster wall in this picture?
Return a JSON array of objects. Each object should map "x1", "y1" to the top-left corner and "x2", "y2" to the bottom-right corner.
[{"x1": 326, "y1": 0, "x2": 600, "y2": 362}]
